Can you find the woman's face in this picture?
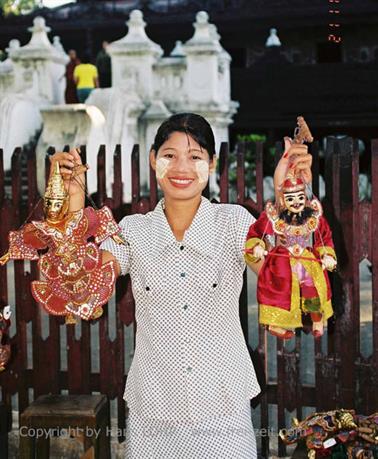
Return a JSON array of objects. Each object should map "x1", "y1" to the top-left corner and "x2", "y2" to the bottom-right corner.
[{"x1": 150, "y1": 131, "x2": 217, "y2": 202}]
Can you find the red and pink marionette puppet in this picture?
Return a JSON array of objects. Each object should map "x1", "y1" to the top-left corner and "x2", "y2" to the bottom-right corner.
[
  {"x1": 0, "y1": 162, "x2": 125, "y2": 324},
  {"x1": 244, "y1": 118, "x2": 337, "y2": 340}
]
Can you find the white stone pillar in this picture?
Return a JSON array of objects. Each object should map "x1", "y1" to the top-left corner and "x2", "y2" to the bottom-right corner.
[
  {"x1": 108, "y1": 10, "x2": 163, "y2": 101},
  {"x1": 183, "y1": 11, "x2": 222, "y2": 104},
  {"x1": 140, "y1": 100, "x2": 172, "y2": 191},
  {"x1": 9, "y1": 17, "x2": 68, "y2": 104}
]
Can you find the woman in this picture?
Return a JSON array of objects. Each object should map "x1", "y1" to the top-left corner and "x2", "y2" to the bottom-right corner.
[{"x1": 52, "y1": 113, "x2": 311, "y2": 458}]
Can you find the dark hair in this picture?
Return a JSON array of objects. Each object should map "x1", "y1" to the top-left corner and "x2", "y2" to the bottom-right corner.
[
  {"x1": 81, "y1": 51, "x2": 92, "y2": 64},
  {"x1": 152, "y1": 113, "x2": 216, "y2": 159}
]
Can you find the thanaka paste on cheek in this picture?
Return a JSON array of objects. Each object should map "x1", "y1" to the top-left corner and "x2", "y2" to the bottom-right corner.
[
  {"x1": 155, "y1": 158, "x2": 170, "y2": 179},
  {"x1": 195, "y1": 160, "x2": 209, "y2": 183}
]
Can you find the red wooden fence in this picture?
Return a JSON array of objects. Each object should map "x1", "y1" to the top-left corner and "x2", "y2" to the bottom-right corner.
[{"x1": 0, "y1": 137, "x2": 376, "y2": 457}]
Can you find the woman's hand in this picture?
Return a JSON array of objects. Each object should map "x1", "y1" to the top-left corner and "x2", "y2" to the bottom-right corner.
[
  {"x1": 49, "y1": 149, "x2": 87, "y2": 211},
  {"x1": 273, "y1": 137, "x2": 313, "y2": 197}
]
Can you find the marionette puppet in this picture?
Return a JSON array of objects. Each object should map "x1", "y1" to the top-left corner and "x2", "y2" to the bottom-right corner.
[
  {"x1": 279, "y1": 408, "x2": 378, "y2": 458},
  {"x1": 0, "y1": 159, "x2": 125, "y2": 324},
  {"x1": 245, "y1": 117, "x2": 337, "y2": 339},
  {"x1": 0, "y1": 305, "x2": 11, "y2": 371}
]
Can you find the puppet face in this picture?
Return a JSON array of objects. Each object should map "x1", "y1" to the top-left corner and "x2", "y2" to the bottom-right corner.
[
  {"x1": 283, "y1": 190, "x2": 306, "y2": 213},
  {"x1": 0, "y1": 306, "x2": 11, "y2": 321},
  {"x1": 44, "y1": 197, "x2": 69, "y2": 223},
  {"x1": 150, "y1": 131, "x2": 216, "y2": 202}
]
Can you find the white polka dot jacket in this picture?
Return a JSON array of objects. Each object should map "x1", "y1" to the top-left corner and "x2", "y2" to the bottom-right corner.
[{"x1": 100, "y1": 196, "x2": 261, "y2": 422}]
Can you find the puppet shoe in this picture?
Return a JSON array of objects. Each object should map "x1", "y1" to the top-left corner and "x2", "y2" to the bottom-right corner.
[
  {"x1": 311, "y1": 321, "x2": 324, "y2": 338},
  {"x1": 268, "y1": 326, "x2": 294, "y2": 340}
]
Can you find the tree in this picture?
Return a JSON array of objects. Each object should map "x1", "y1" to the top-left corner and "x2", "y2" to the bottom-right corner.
[{"x1": 0, "y1": 0, "x2": 40, "y2": 16}]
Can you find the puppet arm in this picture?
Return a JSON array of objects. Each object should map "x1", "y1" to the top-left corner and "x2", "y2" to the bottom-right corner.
[
  {"x1": 0, "y1": 224, "x2": 46, "y2": 265},
  {"x1": 244, "y1": 211, "x2": 271, "y2": 264},
  {"x1": 314, "y1": 216, "x2": 337, "y2": 270},
  {"x1": 84, "y1": 206, "x2": 124, "y2": 245}
]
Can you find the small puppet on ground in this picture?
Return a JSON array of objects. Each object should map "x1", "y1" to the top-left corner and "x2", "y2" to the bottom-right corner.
[
  {"x1": 280, "y1": 408, "x2": 378, "y2": 458},
  {"x1": 245, "y1": 117, "x2": 337, "y2": 339},
  {"x1": 0, "y1": 155, "x2": 124, "y2": 324}
]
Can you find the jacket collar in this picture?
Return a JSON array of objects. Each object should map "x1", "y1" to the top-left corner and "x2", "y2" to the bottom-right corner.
[{"x1": 151, "y1": 196, "x2": 215, "y2": 258}]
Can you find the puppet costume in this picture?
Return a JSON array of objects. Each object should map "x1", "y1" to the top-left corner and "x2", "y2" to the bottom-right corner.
[
  {"x1": 280, "y1": 409, "x2": 378, "y2": 458},
  {"x1": 245, "y1": 197, "x2": 336, "y2": 331},
  {"x1": 0, "y1": 162, "x2": 123, "y2": 322},
  {"x1": 6, "y1": 206, "x2": 119, "y2": 320}
]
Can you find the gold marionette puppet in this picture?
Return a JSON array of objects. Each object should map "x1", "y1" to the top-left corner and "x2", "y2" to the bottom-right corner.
[
  {"x1": 245, "y1": 117, "x2": 337, "y2": 339},
  {"x1": 0, "y1": 159, "x2": 124, "y2": 324}
]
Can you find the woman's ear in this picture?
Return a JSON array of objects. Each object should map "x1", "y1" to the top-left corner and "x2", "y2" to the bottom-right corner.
[
  {"x1": 150, "y1": 150, "x2": 156, "y2": 170},
  {"x1": 209, "y1": 156, "x2": 217, "y2": 175}
]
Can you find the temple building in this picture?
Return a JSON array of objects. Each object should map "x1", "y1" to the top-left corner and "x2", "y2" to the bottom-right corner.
[{"x1": 1, "y1": 0, "x2": 377, "y2": 161}]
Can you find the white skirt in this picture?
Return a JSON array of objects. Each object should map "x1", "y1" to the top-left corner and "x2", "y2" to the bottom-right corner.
[{"x1": 124, "y1": 400, "x2": 257, "y2": 459}]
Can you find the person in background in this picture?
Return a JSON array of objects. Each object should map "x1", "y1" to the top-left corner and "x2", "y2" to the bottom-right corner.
[
  {"x1": 73, "y1": 52, "x2": 99, "y2": 103},
  {"x1": 64, "y1": 49, "x2": 80, "y2": 103},
  {"x1": 95, "y1": 40, "x2": 112, "y2": 88}
]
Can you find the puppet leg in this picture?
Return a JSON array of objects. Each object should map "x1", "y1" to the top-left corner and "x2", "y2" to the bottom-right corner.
[
  {"x1": 310, "y1": 313, "x2": 324, "y2": 338},
  {"x1": 295, "y1": 262, "x2": 324, "y2": 338},
  {"x1": 267, "y1": 326, "x2": 294, "y2": 340}
]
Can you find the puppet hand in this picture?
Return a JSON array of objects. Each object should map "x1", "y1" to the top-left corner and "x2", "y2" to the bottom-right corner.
[
  {"x1": 253, "y1": 244, "x2": 268, "y2": 260},
  {"x1": 112, "y1": 234, "x2": 127, "y2": 246},
  {"x1": 321, "y1": 254, "x2": 337, "y2": 271},
  {"x1": 0, "y1": 252, "x2": 10, "y2": 266}
]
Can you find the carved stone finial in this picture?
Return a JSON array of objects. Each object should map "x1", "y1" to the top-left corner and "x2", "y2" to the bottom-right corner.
[
  {"x1": 266, "y1": 28, "x2": 281, "y2": 47},
  {"x1": 53, "y1": 36, "x2": 66, "y2": 54},
  {"x1": 27, "y1": 16, "x2": 52, "y2": 48},
  {"x1": 109, "y1": 9, "x2": 162, "y2": 57},
  {"x1": 170, "y1": 40, "x2": 185, "y2": 57},
  {"x1": 6, "y1": 39, "x2": 20, "y2": 55},
  {"x1": 184, "y1": 10, "x2": 221, "y2": 51}
]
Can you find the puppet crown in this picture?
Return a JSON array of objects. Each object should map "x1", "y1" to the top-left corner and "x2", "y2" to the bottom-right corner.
[
  {"x1": 282, "y1": 175, "x2": 305, "y2": 193},
  {"x1": 45, "y1": 162, "x2": 68, "y2": 201}
]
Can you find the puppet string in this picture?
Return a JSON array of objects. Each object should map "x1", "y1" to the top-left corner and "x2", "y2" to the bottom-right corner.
[
  {"x1": 244, "y1": 248, "x2": 322, "y2": 263},
  {"x1": 68, "y1": 165, "x2": 99, "y2": 211}
]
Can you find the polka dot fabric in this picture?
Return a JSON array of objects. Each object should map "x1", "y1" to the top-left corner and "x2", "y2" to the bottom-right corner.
[
  {"x1": 100, "y1": 196, "x2": 261, "y2": 457},
  {"x1": 124, "y1": 399, "x2": 257, "y2": 458}
]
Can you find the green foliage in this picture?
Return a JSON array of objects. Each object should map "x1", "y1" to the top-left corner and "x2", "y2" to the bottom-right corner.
[
  {"x1": 236, "y1": 133, "x2": 267, "y2": 143},
  {"x1": 226, "y1": 133, "x2": 275, "y2": 193},
  {"x1": 1, "y1": 0, "x2": 39, "y2": 16}
]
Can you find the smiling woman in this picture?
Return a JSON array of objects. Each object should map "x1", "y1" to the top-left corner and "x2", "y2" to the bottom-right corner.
[
  {"x1": 98, "y1": 113, "x2": 261, "y2": 458},
  {"x1": 44, "y1": 109, "x2": 317, "y2": 458}
]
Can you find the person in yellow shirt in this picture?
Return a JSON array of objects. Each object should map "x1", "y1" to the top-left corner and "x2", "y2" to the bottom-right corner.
[{"x1": 73, "y1": 53, "x2": 99, "y2": 103}]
